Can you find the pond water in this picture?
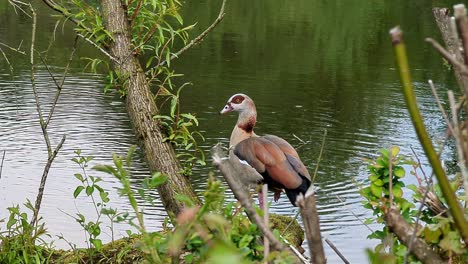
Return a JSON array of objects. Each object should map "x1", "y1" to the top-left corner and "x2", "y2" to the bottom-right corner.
[{"x1": 0, "y1": 0, "x2": 462, "y2": 263}]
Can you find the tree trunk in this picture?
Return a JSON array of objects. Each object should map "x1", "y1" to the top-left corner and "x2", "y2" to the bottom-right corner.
[
  {"x1": 432, "y1": 8, "x2": 468, "y2": 98},
  {"x1": 100, "y1": 0, "x2": 199, "y2": 216}
]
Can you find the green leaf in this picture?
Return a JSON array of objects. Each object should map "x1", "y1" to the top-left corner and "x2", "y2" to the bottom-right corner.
[
  {"x1": 392, "y1": 186, "x2": 403, "y2": 198},
  {"x1": 74, "y1": 173, "x2": 84, "y2": 182},
  {"x1": 369, "y1": 174, "x2": 380, "y2": 182},
  {"x1": 74, "y1": 186, "x2": 85, "y2": 198},
  {"x1": 390, "y1": 146, "x2": 400, "y2": 157},
  {"x1": 393, "y1": 167, "x2": 405, "y2": 178},
  {"x1": 423, "y1": 226, "x2": 441, "y2": 243},
  {"x1": 373, "y1": 179, "x2": 384, "y2": 187},
  {"x1": 370, "y1": 183, "x2": 383, "y2": 197},
  {"x1": 170, "y1": 96, "x2": 178, "y2": 118},
  {"x1": 86, "y1": 186, "x2": 94, "y2": 196},
  {"x1": 90, "y1": 238, "x2": 103, "y2": 251}
]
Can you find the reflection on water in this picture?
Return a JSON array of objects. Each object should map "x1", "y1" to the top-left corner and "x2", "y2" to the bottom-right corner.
[{"x1": 0, "y1": 0, "x2": 462, "y2": 262}]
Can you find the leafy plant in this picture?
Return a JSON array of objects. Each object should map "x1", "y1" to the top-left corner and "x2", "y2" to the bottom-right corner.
[
  {"x1": 155, "y1": 86, "x2": 206, "y2": 175},
  {"x1": 0, "y1": 200, "x2": 52, "y2": 263},
  {"x1": 362, "y1": 147, "x2": 467, "y2": 263},
  {"x1": 71, "y1": 149, "x2": 120, "y2": 252}
]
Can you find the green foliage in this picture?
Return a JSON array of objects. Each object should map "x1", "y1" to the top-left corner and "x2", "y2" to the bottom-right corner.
[
  {"x1": 0, "y1": 200, "x2": 52, "y2": 263},
  {"x1": 362, "y1": 147, "x2": 468, "y2": 263},
  {"x1": 154, "y1": 86, "x2": 206, "y2": 175},
  {"x1": 94, "y1": 148, "x2": 293, "y2": 263},
  {"x1": 66, "y1": 0, "x2": 205, "y2": 175},
  {"x1": 71, "y1": 149, "x2": 120, "y2": 253}
]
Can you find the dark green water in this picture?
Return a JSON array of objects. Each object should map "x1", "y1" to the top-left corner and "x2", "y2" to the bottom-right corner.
[{"x1": 0, "y1": 0, "x2": 462, "y2": 262}]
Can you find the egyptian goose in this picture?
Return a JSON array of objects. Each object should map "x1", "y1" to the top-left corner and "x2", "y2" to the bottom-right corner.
[{"x1": 220, "y1": 93, "x2": 311, "y2": 206}]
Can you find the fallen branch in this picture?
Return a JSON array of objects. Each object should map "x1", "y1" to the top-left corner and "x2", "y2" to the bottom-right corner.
[
  {"x1": 384, "y1": 206, "x2": 444, "y2": 264},
  {"x1": 296, "y1": 190, "x2": 326, "y2": 264}
]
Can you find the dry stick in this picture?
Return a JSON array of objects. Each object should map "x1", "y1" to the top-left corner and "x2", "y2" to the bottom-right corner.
[
  {"x1": 448, "y1": 90, "x2": 468, "y2": 207},
  {"x1": 390, "y1": 26, "x2": 468, "y2": 244},
  {"x1": 27, "y1": 4, "x2": 68, "y2": 227},
  {"x1": 157, "y1": 0, "x2": 227, "y2": 68},
  {"x1": 324, "y1": 238, "x2": 350, "y2": 264},
  {"x1": 312, "y1": 129, "x2": 327, "y2": 184},
  {"x1": 384, "y1": 207, "x2": 444, "y2": 264},
  {"x1": 388, "y1": 146, "x2": 393, "y2": 206},
  {"x1": 262, "y1": 184, "x2": 269, "y2": 263},
  {"x1": 296, "y1": 190, "x2": 326, "y2": 264},
  {"x1": 428, "y1": 80, "x2": 455, "y2": 136},
  {"x1": 0, "y1": 150, "x2": 5, "y2": 180},
  {"x1": 211, "y1": 144, "x2": 306, "y2": 263},
  {"x1": 425, "y1": 38, "x2": 468, "y2": 76}
]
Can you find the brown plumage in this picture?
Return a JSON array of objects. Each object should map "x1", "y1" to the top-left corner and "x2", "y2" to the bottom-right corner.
[{"x1": 220, "y1": 93, "x2": 311, "y2": 206}]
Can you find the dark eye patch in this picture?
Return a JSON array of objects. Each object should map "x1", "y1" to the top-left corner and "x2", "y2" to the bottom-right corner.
[{"x1": 231, "y1": 95, "x2": 245, "y2": 104}]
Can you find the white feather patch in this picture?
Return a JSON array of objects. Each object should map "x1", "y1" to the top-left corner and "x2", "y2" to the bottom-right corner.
[{"x1": 238, "y1": 159, "x2": 251, "y2": 167}]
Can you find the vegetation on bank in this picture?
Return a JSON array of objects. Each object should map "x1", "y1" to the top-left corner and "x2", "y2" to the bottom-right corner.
[{"x1": 0, "y1": 147, "x2": 303, "y2": 263}]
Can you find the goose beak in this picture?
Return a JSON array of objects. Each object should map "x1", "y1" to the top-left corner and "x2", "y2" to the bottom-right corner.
[{"x1": 220, "y1": 104, "x2": 233, "y2": 115}]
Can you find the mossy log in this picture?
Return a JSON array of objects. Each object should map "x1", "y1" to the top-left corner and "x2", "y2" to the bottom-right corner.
[{"x1": 46, "y1": 215, "x2": 304, "y2": 263}]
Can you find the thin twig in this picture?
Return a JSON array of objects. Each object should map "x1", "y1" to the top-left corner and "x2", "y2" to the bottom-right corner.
[
  {"x1": 28, "y1": 4, "x2": 53, "y2": 157},
  {"x1": 324, "y1": 238, "x2": 350, "y2": 264},
  {"x1": 157, "y1": 0, "x2": 227, "y2": 68},
  {"x1": 77, "y1": 33, "x2": 119, "y2": 63},
  {"x1": 403, "y1": 178, "x2": 433, "y2": 264},
  {"x1": 312, "y1": 129, "x2": 327, "y2": 184},
  {"x1": 262, "y1": 184, "x2": 269, "y2": 263},
  {"x1": 335, "y1": 194, "x2": 374, "y2": 233},
  {"x1": 428, "y1": 80, "x2": 454, "y2": 136},
  {"x1": 389, "y1": 146, "x2": 393, "y2": 206},
  {"x1": 448, "y1": 90, "x2": 468, "y2": 207},
  {"x1": 0, "y1": 150, "x2": 5, "y2": 180},
  {"x1": 0, "y1": 41, "x2": 26, "y2": 55},
  {"x1": 42, "y1": 35, "x2": 79, "y2": 129}
]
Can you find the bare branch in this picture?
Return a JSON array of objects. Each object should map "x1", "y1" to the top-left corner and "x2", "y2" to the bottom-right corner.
[
  {"x1": 384, "y1": 206, "x2": 444, "y2": 264},
  {"x1": 312, "y1": 129, "x2": 327, "y2": 184},
  {"x1": 41, "y1": 35, "x2": 79, "y2": 129},
  {"x1": 403, "y1": 179, "x2": 433, "y2": 264},
  {"x1": 296, "y1": 190, "x2": 326, "y2": 264},
  {"x1": 428, "y1": 80, "x2": 454, "y2": 136},
  {"x1": 448, "y1": 90, "x2": 468, "y2": 206},
  {"x1": 157, "y1": 0, "x2": 227, "y2": 68},
  {"x1": 31, "y1": 135, "x2": 66, "y2": 227},
  {"x1": 262, "y1": 184, "x2": 270, "y2": 262},
  {"x1": 425, "y1": 38, "x2": 468, "y2": 76},
  {"x1": 324, "y1": 238, "x2": 350, "y2": 264},
  {"x1": 77, "y1": 33, "x2": 119, "y2": 63}
]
